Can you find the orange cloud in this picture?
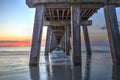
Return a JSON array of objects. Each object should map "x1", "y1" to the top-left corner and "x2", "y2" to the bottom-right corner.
[
  {"x1": 0, "y1": 41, "x2": 31, "y2": 47},
  {"x1": 0, "y1": 40, "x2": 46, "y2": 47}
]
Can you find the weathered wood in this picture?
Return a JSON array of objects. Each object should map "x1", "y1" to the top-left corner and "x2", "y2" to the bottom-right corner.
[
  {"x1": 49, "y1": 32, "x2": 58, "y2": 52},
  {"x1": 45, "y1": 26, "x2": 51, "y2": 56},
  {"x1": 104, "y1": 5, "x2": 120, "y2": 65},
  {"x1": 27, "y1": 0, "x2": 107, "y2": 3},
  {"x1": 65, "y1": 25, "x2": 70, "y2": 55},
  {"x1": 82, "y1": 26, "x2": 92, "y2": 57},
  {"x1": 29, "y1": 5, "x2": 44, "y2": 66},
  {"x1": 49, "y1": 32, "x2": 52, "y2": 53},
  {"x1": 81, "y1": 20, "x2": 92, "y2": 26},
  {"x1": 52, "y1": 29, "x2": 63, "y2": 33},
  {"x1": 27, "y1": 0, "x2": 120, "y2": 9},
  {"x1": 43, "y1": 20, "x2": 92, "y2": 26},
  {"x1": 50, "y1": 34, "x2": 58, "y2": 52},
  {"x1": 71, "y1": 5, "x2": 81, "y2": 66},
  {"x1": 44, "y1": 3, "x2": 104, "y2": 9},
  {"x1": 60, "y1": 35, "x2": 65, "y2": 51}
]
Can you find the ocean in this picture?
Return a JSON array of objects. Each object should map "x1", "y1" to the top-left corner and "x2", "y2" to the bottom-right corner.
[{"x1": 0, "y1": 46, "x2": 119, "y2": 80}]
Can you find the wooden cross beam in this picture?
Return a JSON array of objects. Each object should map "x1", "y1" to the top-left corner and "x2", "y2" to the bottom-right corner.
[{"x1": 43, "y1": 20, "x2": 92, "y2": 26}]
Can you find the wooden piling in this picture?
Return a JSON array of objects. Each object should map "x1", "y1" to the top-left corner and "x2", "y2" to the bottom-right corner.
[
  {"x1": 45, "y1": 26, "x2": 51, "y2": 56},
  {"x1": 82, "y1": 26, "x2": 92, "y2": 58},
  {"x1": 60, "y1": 35, "x2": 65, "y2": 51},
  {"x1": 71, "y1": 5, "x2": 81, "y2": 66},
  {"x1": 29, "y1": 5, "x2": 44, "y2": 66},
  {"x1": 49, "y1": 32, "x2": 58, "y2": 52},
  {"x1": 104, "y1": 5, "x2": 120, "y2": 65},
  {"x1": 49, "y1": 32, "x2": 52, "y2": 53},
  {"x1": 65, "y1": 25, "x2": 70, "y2": 55}
]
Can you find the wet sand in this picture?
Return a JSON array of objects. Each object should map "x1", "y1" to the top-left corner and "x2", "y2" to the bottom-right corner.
[{"x1": 1, "y1": 52, "x2": 119, "y2": 80}]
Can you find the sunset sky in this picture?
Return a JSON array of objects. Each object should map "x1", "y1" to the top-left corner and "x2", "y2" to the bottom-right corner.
[{"x1": 0, "y1": 0, "x2": 120, "y2": 46}]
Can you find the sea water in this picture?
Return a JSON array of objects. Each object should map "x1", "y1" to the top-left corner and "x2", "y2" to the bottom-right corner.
[{"x1": 0, "y1": 46, "x2": 119, "y2": 80}]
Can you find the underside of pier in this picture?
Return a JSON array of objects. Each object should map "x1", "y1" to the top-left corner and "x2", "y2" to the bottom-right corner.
[{"x1": 26, "y1": 0, "x2": 120, "y2": 66}]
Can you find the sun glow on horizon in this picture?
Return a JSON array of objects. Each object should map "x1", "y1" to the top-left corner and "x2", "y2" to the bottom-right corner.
[
  {"x1": 0, "y1": 41, "x2": 31, "y2": 47},
  {"x1": 0, "y1": 26, "x2": 47, "y2": 47}
]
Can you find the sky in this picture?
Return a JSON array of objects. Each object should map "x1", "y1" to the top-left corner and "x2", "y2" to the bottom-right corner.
[
  {"x1": 0, "y1": 0, "x2": 47, "y2": 46},
  {"x1": 0, "y1": 0, "x2": 120, "y2": 46}
]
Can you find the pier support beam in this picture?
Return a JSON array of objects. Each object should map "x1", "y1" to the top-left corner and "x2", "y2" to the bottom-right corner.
[
  {"x1": 104, "y1": 5, "x2": 120, "y2": 65},
  {"x1": 65, "y1": 25, "x2": 70, "y2": 55},
  {"x1": 49, "y1": 32, "x2": 53, "y2": 53},
  {"x1": 71, "y1": 5, "x2": 81, "y2": 66},
  {"x1": 45, "y1": 26, "x2": 51, "y2": 56},
  {"x1": 82, "y1": 26, "x2": 92, "y2": 58},
  {"x1": 29, "y1": 5, "x2": 44, "y2": 66},
  {"x1": 60, "y1": 35, "x2": 65, "y2": 51},
  {"x1": 49, "y1": 33, "x2": 58, "y2": 52}
]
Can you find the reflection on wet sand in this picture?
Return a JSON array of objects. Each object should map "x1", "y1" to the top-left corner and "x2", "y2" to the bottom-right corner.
[
  {"x1": 84, "y1": 55, "x2": 92, "y2": 80},
  {"x1": 71, "y1": 66, "x2": 82, "y2": 80},
  {"x1": 50, "y1": 65, "x2": 72, "y2": 80},
  {"x1": 112, "y1": 65, "x2": 120, "y2": 80},
  {"x1": 29, "y1": 60, "x2": 83, "y2": 80},
  {"x1": 29, "y1": 54, "x2": 119, "y2": 80},
  {"x1": 29, "y1": 66, "x2": 39, "y2": 80},
  {"x1": 29, "y1": 55, "x2": 90, "y2": 80},
  {"x1": 47, "y1": 64, "x2": 82, "y2": 80}
]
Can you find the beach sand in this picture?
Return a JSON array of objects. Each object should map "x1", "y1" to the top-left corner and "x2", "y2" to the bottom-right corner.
[{"x1": 0, "y1": 49, "x2": 115, "y2": 80}]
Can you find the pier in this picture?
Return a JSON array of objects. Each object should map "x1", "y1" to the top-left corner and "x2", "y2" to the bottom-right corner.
[{"x1": 26, "y1": 0, "x2": 120, "y2": 66}]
